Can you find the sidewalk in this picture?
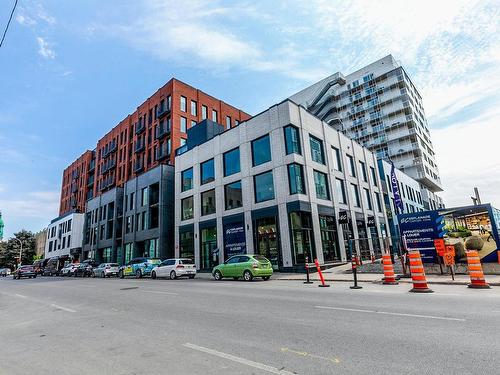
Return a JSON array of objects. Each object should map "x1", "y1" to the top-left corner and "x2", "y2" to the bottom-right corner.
[{"x1": 272, "y1": 264, "x2": 500, "y2": 286}]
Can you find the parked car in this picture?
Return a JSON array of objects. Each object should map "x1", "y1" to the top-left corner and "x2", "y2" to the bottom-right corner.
[
  {"x1": 74, "y1": 260, "x2": 99, "y2": 277},
  {"x1": 151, "y1": 258, "x2": 196, "y2": 280},
  {"x1": 33, "y1": 259, "x2": 48, "y2": 275},
  {"x1": 212, "y1": 255, "x2": 273, "y2": 281},
  {"x1": 119, "y1": 257, "x2": 161, "y2": 279},
  {"x1": 60, "y1": 263, "x2": 79, "y2": 276},
  {"x1": 92, "y1": 263, "x2": 119, "y2": 278},
  {"x1": 13, "y1": 265, "x2": 37, "y2": 279},
  {"x1": 43, "y1": 256, "x2": 70, "y2": 276},
  {"x1": 0, "y1": 268, "x2": 11, "y2": 277}
]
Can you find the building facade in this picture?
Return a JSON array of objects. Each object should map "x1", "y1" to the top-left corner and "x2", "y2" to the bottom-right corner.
[
  {"x1": 58, "y1": 78, "x2": 250, "y2": 216},
  {"x1": 174, "y1": 100, "x2": 389, "y2": 272},
  {"x1": 34, "y1": 229, "x2": 47, "y2": 258},
  {"x1": 44, "y1": 213, "x2": 85, "y2": 261},
  {"x1": 82, "y1": 164, "x2": 174, "y2": 264},
  {"x1": 289, "y1": 55, "x2": 443, "y2": 198}
]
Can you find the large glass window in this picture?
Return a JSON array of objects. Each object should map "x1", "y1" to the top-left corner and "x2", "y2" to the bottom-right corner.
[
  {"x1": 359, "y1": 161, "x2": 368, "y2": 182},
  {"x1": 225, "y1": 181, "x2": 243, "y2": 210},
  {"x1": 141, "y1": 187, "x2": 148, "y2": 206},
  {"x1": 251, "y1": 134, "x2": 271, "y2": 166},
  {"x1": 180, "y1": 230, "x2": 194, "y2": 260},
  {"x1": 180, "y1": 116, "x2": 187, "y2": 133},
  {"x1": 201, "y1": 105, "x2": 207, "y2": 119},
  {"x1": 309, "y1": 135, "x2": 325, "y2": 164},
  {"x1": 254, "y1": 171, "x2": 275, "y2": 203},
  {"x1": 347, "y1": 155, "x2": 356, "y2": 177},
  {"x1": 201, "y1": 189, "x2": 216, "y2": 216},
  {"x1": 212, "y1": 109, "x2": 218, "y2": 122},
  {"x1": 320, "y1": 215, "x2": 340, "y2": 262},
  {"x1": 181, "y1": 168, "x2": 193, "y2": 192},
  {"x1": 336, "y1": 178, "x2": 347, "y2": 204},
  {"x1": 288, "y1": 163, "x2": 305, "y2": 195},
  {"x1": 364, "y1": 188, "x2": 373, "y2": 210},
  {"x1": 289, "y1": 211, "x2": 316, "y2": 265},
  {"x1": 223, "y1": 148, "x2": 240, "y2": 177},
  {"x1": 255, "y1": 216, "x2": 280, "y2": 271},
  {"x1": 190, "y1": 100, "x2": 197, "y2": 116},
  {"x1": 332, "y1": 147, "x2": 342, "y2": 171},
  {"x1": 284, "y1": 125, "x2": 301, "y2": 155},
  {"x1": 375, "y1": 192, "x2": 382, "y2": 212},
  {"x1": 180, "y1": 96, "x2": 187, "y2": 112},
  {"x1": 370, "y1": 166, "x2": 378, "y2": 186},
  {"x1": 351, "y1": 184, "x2": 360, "y2": 207},
  {"x1": 181, "y1": 196, "x2": 194, "y2": 220},
  {"x1": 313, "y1": 170, "x2": 330, "y2": 200},
  {"x1": 200, "y1": 226, "x2": 217, "y2": 270},
  {"x1": 201, "y1": 158, "x2": 215, "y2": 185}
]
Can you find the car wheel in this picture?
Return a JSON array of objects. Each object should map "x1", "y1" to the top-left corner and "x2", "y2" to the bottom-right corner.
[
  {"x1": 169, "y1": 271, "x2": 177, "y2": 280},
  {"x1": 135, "y1": 269, "x2": 142, "y2": 279},
  {"x1": 33, "y1": 274, "x2": 37, "y2": 279},
  {"x1": 74, "y1": 272, "x2": 78, "y2": 277},
  {"x1": 119, "y1": 270, "x2": 124, "y2": 279},
  {"x1": 189, "y1": 275, "x2": 195, "y2": 279},
  {"x1": 101, "y1": 272, "x2": 105, "y2": 278},
  {"x1": 91, "y1": 272, "x2": 95, "y2": 278},
  {"x1": 151, "y1": 271, "x2": 157, "y2": 280},
  {"x1": 243, "y1": 270, "x2": 253, "y2": 282},
  {"x1": 233, "y1": 277, "x2": 239, "y2": 281},
  {"x1": 213, "y1": 270, "x2": 222, "y2": 281},
  {"x1": 262, "y1": 276, "x2": 270, "y2": 281}
]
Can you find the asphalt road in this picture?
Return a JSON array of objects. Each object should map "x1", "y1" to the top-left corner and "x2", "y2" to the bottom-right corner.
[{"x1": 1, "y1": 275, "x2": 500, "y2": 375}]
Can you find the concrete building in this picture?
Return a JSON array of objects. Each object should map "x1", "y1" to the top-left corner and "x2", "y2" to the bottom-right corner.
[
  {"x1": 82, "y1": 164, "x2": 174, "y2": 264},
  {"x1": 34, "y1": 229, "x2": 47, "y2": 258},
  {"x1": 58, "y1": 78, "x2": 250, "y2": 217},
  {"x1": 174, "y1": 100, "x2": 389, "y2": 272},
  {"x1": 288, "y1": 55, "x2": 443, "y2": 202},
  {"x1": 44, "y1": 213, "x2": 85, "y2": 261}
]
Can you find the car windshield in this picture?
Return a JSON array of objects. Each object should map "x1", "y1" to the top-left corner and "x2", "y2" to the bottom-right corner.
[
  {"x1": 253, "y1": 255, "x2": 269, "y2": 262},
  {"x1": 180, "y1": 259, "x2": 194, "y2": 264}
]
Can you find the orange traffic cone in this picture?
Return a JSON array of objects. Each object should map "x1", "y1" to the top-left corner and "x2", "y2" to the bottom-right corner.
[
  {"x1": 382, "y1": 253, "x2": 398, "y2": 285},
  {"x1": 465, "y1": 250, "x2": 490, "y2": 289},
  {"x1": 408, "y1": 250, "x2": 433, "y2": 293}
]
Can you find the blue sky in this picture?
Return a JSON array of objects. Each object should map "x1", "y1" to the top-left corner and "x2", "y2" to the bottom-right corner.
[{"x1": 0, "y1": 0, "x2": 499, "y2": 238}]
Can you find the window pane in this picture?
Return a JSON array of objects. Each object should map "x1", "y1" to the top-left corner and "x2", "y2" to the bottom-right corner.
[
  {"x1": 351, "y1": 184, "x2": 360, "y2": 207},
  {"x1": 181, "y1": 196, "x2": 194, "y2": 220},
  {"x1": 284, "y1": 126, "x2": 301, "y2": 155},
  {"x1": 251, "y1": 135, "x2": 271, "y2": 166},
  {"x1": 348, "y1": 155, "x2": 356, "y2": 177},
  {"x1": 201, "y1": 105, "x2": 207, "y2": 119},
  {"x1": 364, "y1": 188, "x2": 372, "y2": 210},
  {"x1": 201, "y1": 159, "x2": 215, "y2": 184},
  {"x1": 212, "y1": 109, "x2": 218, "y2": 122},
  {"x1": 288, "y1": 163, "x2": 305, "y2": 195},
  {"x1": 180, "y1": 116, "x2": 187, "y2": 133},
  {"x1": 254, "y1": 171, "x2": 275, "y2": 202},
  {"x1": 225, "y1": 116, "x2": 231, "y2": 129},
  {"x1": 181, "y1": 168, "x2": 193, "y2": 192},
  {"x1": 223, "y1": 148, "x2": 240, "y2": 177},
  {"x1": 359, "y1": 161, "x2": 367, "y2": 182},
  {"x1": 336, "y1": 179, "x2": 347, "y2": 204},
  {"x1": 201, "y1": 189, "x2": 216, "y2": 216},
  {"x1": 332, "y1": 147, "x2": 342, "y2": 171},
  {"x1": 191, "y1": 100, "x2": 197, "y2": 116},
  {"x1": 180, "y1": 96, "x2": 186, "y2": 112},
  {"x1": 225, "y1": 181, "x2": 242, "y2": 210},
  {"x1": 370, "y1": 166, "x2": 378, "y2": 186},
  {"x1": 313, "y1": 170, "x2": 329, "y2": 200},
  {"x1": 310, "y1": 136, "x2": 325, "y2": 164}
]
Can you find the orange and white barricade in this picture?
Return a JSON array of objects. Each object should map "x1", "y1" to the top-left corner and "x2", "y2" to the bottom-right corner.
[
  {"x1": 408, "y1": 250, "x2": 433, "y2": 293},
  {"x1": 382, "y1": 253, "x2": 398, "y2": 285},
  {"x1": 465, "y1": 250, "x2": 490, "y2": 289}
]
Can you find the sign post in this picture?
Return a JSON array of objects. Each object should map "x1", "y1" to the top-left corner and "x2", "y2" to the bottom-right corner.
[{"x1": 434, "y1": 239, "x2": 446, "y2": 275}]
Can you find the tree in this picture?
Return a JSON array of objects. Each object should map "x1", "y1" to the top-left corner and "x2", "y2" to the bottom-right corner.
[{"x1": 0, "y1": 230, "x2": 36, "y2": 269}]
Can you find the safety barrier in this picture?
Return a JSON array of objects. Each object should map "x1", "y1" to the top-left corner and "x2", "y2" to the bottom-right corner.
[
  {"x1": 465, "y1": 250, "x2": 490, "y2": 289},
  {"x1": 408, "y1": 250, "x2": 433, "y2": 293},
  {"x1": 314, "y1": 258, "x2": 330, "y2": 287},
  {"x1": 382, "y1": 252, "x2": 398, "y2": 285}
]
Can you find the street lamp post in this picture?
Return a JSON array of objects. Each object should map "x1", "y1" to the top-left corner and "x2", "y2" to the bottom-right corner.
[{"x1": 13, "y1": 238, "x2": 23, "y2": 267}]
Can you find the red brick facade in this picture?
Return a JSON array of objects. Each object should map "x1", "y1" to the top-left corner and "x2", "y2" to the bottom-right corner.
[{"x1": 59, "y1": 78, "x2": 250, "y2": 215}]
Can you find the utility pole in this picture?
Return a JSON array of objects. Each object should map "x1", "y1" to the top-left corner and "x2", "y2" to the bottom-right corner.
[{"x1": 13, "y1": 237, "x2": 23, "y2": 267}]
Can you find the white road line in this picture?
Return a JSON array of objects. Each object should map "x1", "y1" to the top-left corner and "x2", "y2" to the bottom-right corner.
[
  {"x1": 315, "y1": 306, "x2": 465, "y2": 321},
  {"x1": 50, "y1": 304, "x2": 76, "y2": 313},
  {"x1": 142, "y1": 290, "x2": 178, "y2": 296},
  {"x1": 183, "y1": 343, "x2": 295, "y2": 375},
  {"x1": 14, "y1": 294, "x2": 27, "y2": 299}
]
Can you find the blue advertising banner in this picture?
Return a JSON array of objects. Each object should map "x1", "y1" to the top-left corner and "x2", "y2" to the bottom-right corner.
[
  {"x1": 398, "y1": 210, "x2": 445, "y2": 262},
  {"x1": 224, "y1": 222, "x2": 246, "y2": 259},
  {"x1": 390, "y1": 163, "x2": 404, "y2": 214}
]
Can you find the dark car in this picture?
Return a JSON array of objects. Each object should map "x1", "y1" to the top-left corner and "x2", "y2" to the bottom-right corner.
[
  {"x1": 13, "y1": 265, "x2": 36, "y2": 279},
  {"x1": 43, "y1": 256, "x2": 69, "y2": 276},
  {"x1": 74, "y1": 260, "x2": 99, "y2": 277},
  {"x1": 33, "y1": 259, "x2": 48, "y2": 275}
]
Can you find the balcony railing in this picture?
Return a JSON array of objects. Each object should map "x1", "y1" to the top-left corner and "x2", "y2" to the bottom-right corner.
[
  {"x1": 135, "y1": 121, "x2": 146, "y2": 135},
  {"x1": 157, "y1": 106, "x2": 170, "y2": 119},
  {"x1": 155, "y1": 124, "x2": 170, "y2": 139},
  {"x1": 103, "y1": 142, "x2": 117, "y2": 158},
  {"x1": 134, "y1": 140, "x2": 145, "y2": 153},
  {"x1": 155, "y1": 143, "x2": 169, "y2": 161},
  {"x1": 101, "y1": 159, "x2": 116, "y2": 174},
  {"x1": 133, "y1": 159, "x2": 144, "y2": 173}
]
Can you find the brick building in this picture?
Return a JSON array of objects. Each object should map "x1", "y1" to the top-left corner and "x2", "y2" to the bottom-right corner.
[{"x1": 58, "y1": 78, "x2": 250, "y2": 216}]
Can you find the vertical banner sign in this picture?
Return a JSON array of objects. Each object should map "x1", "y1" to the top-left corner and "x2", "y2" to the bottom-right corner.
[
  {"x1": 434, "y1": 239, "x2": 446, "y2": 257},
  {"x1": 390, "y1": 163, "x2": 404, "y2": 214},
  {"x1": 224, "y1": 223, "x2": 246, "y2": 259}
]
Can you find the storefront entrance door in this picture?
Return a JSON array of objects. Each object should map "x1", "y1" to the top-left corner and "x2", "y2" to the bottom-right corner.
[{"x1": 255, "y1": 217, "x2": 280, "y2": 271}]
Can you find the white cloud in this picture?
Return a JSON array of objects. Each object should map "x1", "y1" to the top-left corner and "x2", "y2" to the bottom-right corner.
[{"x1": 36, "y1": 37, "x2": 56, "y2": 59}]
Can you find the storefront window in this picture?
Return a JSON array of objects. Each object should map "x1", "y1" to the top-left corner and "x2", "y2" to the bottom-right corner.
[
  {"x1": 146, "y1": 238, "x2": 159, "y2": 258},
  {"x1": 201, "y1": 159, "x2": 215, "y2": 185},
  {"x1": 288, "y1": 163, "x2": 305, "y2": 195},
  {"x1": 254, "y1": 171, "x2": 275, "y2": 203},
  {"x1": 225, "y1": 181, "x2": 243, "y2": 210},
  {"x1": 255, "y1": 216, "x2": 280, "y2": 271},
  {"x1": 320, "y1": 215, "x2": 340, "y2": 262},
  {"x1": 181, "y1": 168, "x2": 193, "y2": 192},
  {"x1": 251, "y1": 134, "x2": 271, "y2": 166},
  {"x1": 180, "y1": 230, "x2": 194, "y2": 260},
  {"x1": 223, "y1": 148, "x2": 240, "y2": 177},
  {"x1": 313, "y1": 170, "x2": 330, "y2": 200},
  {"x1": 200, "y1": 226, "x2": 218, "y2": 270},
  {"x1": 102, "y1": 247, "x2": 112, "y2": 263},
  {"x1": 289, "y1": 211, "x2": 316, "y2": 265},
  {"x1": 284, "y1": 125, "x2": 301, "y2": 155},
  {"x1": 181, "y1": 196, "x2": 194, "y2": 220},
  {"x1": 201, "y1": 189, "x2": 216, "y2": 216},
  {"x1": 124, "y1": 243, "x2": 133, "y2": 264}
]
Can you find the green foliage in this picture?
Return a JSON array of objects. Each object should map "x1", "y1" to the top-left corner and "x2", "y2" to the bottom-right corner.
[
  {"x1": 465, "y1": 236, "x2": 484, "y2": 251},
  {"x1": 0, "y1": 230, "x2": 36, "y2": 269}
]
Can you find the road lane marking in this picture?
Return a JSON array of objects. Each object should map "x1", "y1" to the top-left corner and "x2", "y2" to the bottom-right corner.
[
  {"x1": 14, "y1": 294, "x2": 27, "y2": 299},
  {"x1": 142, "y1": 290, "x2": 178, "y2": 296},
  {"x1": 281, "y1": 347, "x2": 340, "y2": 364},
  {"x1": 315, "y1": 306, "x2": 465, "y2": 321},
  {"x1": 183, "y1": 343, "x2": 295, "y2": 375},
  {"x1": 50, "y1": 304, "x2": 76, "y2": 313}
]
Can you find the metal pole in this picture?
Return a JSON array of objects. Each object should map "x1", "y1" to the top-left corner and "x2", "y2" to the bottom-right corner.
[
  {"x1": 304, "y1": 256, "x2": 313, "y2": 284},
  {"x1": 349, "y1": 240, "x2": 362, "y2": 289},
  {"x1": 13, "y1": 238, "x2": 23, "y2": 267}
]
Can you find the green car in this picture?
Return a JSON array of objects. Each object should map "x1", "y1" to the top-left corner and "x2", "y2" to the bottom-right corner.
[{"x1": 212, "y1": 254, "x2": 273, "y2": 281}]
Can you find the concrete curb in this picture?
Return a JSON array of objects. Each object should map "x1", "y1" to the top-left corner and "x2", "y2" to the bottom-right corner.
[{"x1": 274, "y1": 277, "x2": 500, "y2": 286}]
